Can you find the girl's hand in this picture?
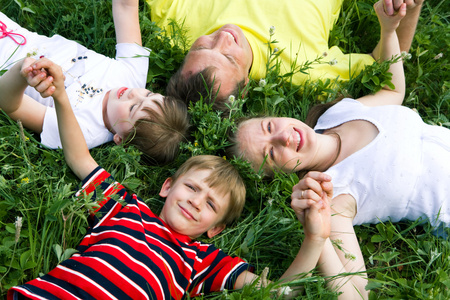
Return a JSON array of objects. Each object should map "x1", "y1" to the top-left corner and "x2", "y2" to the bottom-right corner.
[
  {"x1": 20, "y1": 57, "x2": 55, "y2": 98},
  {"x1": 23, "y1": 58, "x2": 66, "y2": 100},
  {"x1": 291, "y1": 171, "x2": 332, "y2": 241}
]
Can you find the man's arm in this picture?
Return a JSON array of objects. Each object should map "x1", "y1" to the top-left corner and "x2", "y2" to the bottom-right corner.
[
  {"x1": 25, "y1": 58, "x2": 99, "y2": 180},
  {"x1": 372, "y1": 0, "x2": 424, "y2": 54},
  {"x1": 113, "y1": 0, "x2": 141, "y2": 45},
  {"x1": 394, "y1": 0, "x2": 424, "y2": 53}
]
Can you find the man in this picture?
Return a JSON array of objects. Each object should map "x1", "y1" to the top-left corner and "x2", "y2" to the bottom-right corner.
[{"x1": 148, "y1": 0, "x2": 423, "y2": 112}]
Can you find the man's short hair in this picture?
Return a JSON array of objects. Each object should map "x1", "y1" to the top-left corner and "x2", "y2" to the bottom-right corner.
[
  {"x1": 123, "y1": 96, "x2": 190, "y2": 165},
  {"x1": 171, "y1": 155, "x2": 246, "y2": 225},
  {"x1": 166, "y1": 61, "x2": 246, "y2": 114}
]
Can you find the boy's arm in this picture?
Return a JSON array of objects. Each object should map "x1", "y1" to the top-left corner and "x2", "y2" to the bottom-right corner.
[
  {"x1": 361, "y1": 0, "x2": 407, "y2": 107},
  {"x1": 27, "y1": 58, "x2": 99, "y2": 180},
  {"x1": 113, "y1": 0, "x2": 141, "y2": 45},
  {"x1": 0, "y1": 58, "x2": 48, "y2": 132}
]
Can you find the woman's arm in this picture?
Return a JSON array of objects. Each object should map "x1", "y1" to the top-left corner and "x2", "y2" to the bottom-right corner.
[
  {"x1": 360, "y1": 0, "x2": 407, "y2": 107},
  {"x1": 234, "y1": 173, "x2": 332, "y2": 294}
]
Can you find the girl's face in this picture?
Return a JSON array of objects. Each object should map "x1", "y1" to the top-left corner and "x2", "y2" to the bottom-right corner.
[
  {"x1": 237, "y1": 117, "x2": 318, "y2": 174},
  {"x1": 103, "y1": 87, "x2": 164, "y2": 143}
]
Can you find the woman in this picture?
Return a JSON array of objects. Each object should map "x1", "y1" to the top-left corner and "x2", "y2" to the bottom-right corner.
[{"x1": 231, "y1": 0, "x2": 448, "y2": 296}]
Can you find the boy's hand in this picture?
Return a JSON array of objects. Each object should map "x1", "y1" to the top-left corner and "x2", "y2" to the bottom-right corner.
[{"x1": 291, "y1": 171, "x2": 332, "y2": 241}]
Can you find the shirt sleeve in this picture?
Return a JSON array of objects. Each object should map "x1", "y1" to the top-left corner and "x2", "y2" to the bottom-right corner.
[
  {"x1": 189, "y1": 244, "x2": 254, "y2": 296},
  {"x1": 76, "y1": 166, "x2": 132, "y2": 228}
]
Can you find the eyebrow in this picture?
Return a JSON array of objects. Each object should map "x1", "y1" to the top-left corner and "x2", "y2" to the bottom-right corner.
[
  {"x1": 190, "y1": 48, "x2": 239, "y2": 69},
  {"x1": 260, "y1": 120, "x2": 268, "y2": 161}
]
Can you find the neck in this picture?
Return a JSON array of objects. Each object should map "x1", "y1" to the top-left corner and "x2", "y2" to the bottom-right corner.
[
  {"x1": 102, "y1": 90, "x2": 114, "y2": 132},
  {"x1": 315, "y1": 131, "x2": 341, "y2": 171}
]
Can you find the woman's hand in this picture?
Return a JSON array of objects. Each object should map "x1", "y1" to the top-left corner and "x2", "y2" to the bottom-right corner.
[{"x1": 291, "y1": 171, "x2": 332, "y2": 241}]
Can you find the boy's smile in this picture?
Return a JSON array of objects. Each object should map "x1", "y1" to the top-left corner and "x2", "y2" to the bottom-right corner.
[{"x1": 159, "y1": 168, "x2": 229, "y2": 239}]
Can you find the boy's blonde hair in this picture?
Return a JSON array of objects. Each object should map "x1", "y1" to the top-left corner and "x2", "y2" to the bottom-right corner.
[{"x1": 171, "y1": 155, "x2": 246, "y2": 226}]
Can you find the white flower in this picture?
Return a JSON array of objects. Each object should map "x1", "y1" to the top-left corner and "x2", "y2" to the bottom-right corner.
[
  {"x1": 15, "y1": 216, "x2": 23, "y2": 243},
  {"x1": 329, "y1": 59, "x2": 338, "y2": 66},
  {"x1": 273, "y1": 48, "x2": 279, "y2": 53},
  {"x1": 433, "y1": 53, "x2": 443, "y2": 60},
  {"x1": 401, "y1": 51, "x2": 412, "y2": 60},
  {"x1": 259, "y1": 78, "x2": 267, "y2": 87},
  {"x1": 228, "y1": 95, "x2": 236, "y2": 103},
  {"x1": 269, "y1": 26, "x2": 276, "y2": 35}
]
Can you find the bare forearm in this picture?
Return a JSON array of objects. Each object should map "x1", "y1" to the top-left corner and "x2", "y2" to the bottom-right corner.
[
  {"x1": 397, "y1": 4, "x2": 422, "y2": 52},
  {"x1": 0, "y1": 62, "x2": 28, "y2": 114},
  {"x1": 279, "y1": 236, "x2": 326, "y2": 281},
  {"x1": 376, "y1": 29, "x2": 405, "y2": 95},
  {"x1": 53, "y1": 91, "x2": 98, "y2": 180},
  {"x1": 112, "y1": 0, "x2": 141, "y2": 45},
  {"x1": 318, "y1": 239, "x2": 368, "y2": 299}
]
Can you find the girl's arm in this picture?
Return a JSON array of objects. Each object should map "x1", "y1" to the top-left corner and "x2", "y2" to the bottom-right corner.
[
  {"x1": 112, "y1": 0, "x2": 141, "y2": 45},
  {"x1": 27, "y1": 58, "x2": 99, "y2": 180},
  {"x1": 360, "y1": 0, "x2": 407, "y2": 107},
  {"x1": 0, "y1": 58, "x2": 47, "y2": 132}
]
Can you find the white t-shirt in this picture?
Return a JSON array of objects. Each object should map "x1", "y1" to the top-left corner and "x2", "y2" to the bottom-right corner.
[
  {"x1": 315, "y1": 98, "x2": 450, "y2": 229},
  {"x1": 0, "y1": 12, "x2": 149, "y2": 149}
]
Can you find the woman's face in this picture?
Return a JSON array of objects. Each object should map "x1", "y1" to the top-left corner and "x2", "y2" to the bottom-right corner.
[{"x1": 237, "y1": 117, "x2": 318, "y2": 174}]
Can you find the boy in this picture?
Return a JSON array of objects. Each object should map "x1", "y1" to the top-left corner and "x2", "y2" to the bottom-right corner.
[
  {"x1": 8, "y1": 57, "x2": 332, "y2": 299},
  {"x1": 0, "y1": 0, "x2": 189, "y2": 165}
]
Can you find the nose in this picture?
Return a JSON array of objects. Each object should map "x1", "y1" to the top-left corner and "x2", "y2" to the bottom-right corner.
[
  {"x1": 212, "y1": 31, "x2": 233, "y2": 51},
  {"x1": 188, "y1": 195, "x2": 204, "y2": 212},
  {"x1": 271, "y1": 131, "x2": 290, "y2": 147}
]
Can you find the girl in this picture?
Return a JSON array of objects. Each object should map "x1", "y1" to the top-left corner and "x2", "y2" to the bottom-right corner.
[{"x1": 0, "y1": 0, "x2": 189, "y2": 165}]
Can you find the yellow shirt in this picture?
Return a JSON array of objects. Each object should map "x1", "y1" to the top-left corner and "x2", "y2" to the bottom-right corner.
[{"x1": 147, "y1": 0, "x2": 375, "y2": 85}]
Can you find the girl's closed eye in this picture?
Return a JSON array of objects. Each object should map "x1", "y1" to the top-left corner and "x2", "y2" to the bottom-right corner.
[
  {"x1": 269, "y1": 147, "x2": 274, "y2": 160},
  {"x1": 267, "y1": 121, "x2": 272, "y2": 133},
  {"x1": 130, "y1": 104, "x2": 136, "y2": 112}
]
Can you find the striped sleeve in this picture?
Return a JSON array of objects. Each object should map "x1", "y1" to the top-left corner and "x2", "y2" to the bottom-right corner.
[{"x1": 189, "y1": 243, "x2": 253, "y2": 296}]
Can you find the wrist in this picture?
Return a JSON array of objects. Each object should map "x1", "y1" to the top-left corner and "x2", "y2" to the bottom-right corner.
[{"x1": 303, "y1": 234, "x2": 328, "y2": 245}]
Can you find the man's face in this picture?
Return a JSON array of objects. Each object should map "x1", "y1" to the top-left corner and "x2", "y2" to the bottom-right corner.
[
  {"x1": 182, "y1": 24, "x2": 253, "y2": 99},
  {"x1": 159, "y1": 168, "x2": 230, "y2": 239}
]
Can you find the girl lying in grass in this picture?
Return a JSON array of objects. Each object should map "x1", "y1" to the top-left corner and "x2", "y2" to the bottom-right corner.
[{"x1": 0, "y1": 0, "x2": 189, "y2": 165}]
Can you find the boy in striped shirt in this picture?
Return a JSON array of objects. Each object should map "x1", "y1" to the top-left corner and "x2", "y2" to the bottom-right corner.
[{"x1": 9, "y1": 59, "x2": 331, "y2": 300}]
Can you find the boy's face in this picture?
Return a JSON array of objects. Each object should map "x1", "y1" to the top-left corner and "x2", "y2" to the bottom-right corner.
[
  {"x1": 159, "y1": 168, "x2": 230, "y2": 239},
  {"x1": 102, "y1": 87, "x2": 164, "y2": 144}
]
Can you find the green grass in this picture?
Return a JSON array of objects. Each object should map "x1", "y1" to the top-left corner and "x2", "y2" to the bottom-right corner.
[{"x1": 0, "y1": 0, "x2": 449, "y2": 298}]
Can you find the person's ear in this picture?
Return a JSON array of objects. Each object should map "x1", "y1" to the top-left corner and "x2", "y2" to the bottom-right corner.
[
  {"x1": 206, "y1": 224, "x2": 226, "y2": 238},
  {"x1": 113, "y1": 134, "x2": 123, "y2": 145},
  {"x1": 159, "y1": 178, "x2": 173, "y2": 197}
]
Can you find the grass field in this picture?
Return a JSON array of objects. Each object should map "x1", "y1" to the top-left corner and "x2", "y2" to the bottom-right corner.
[{"x1": 0, "y1": 0, "x2": 449, "y2": 298}]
